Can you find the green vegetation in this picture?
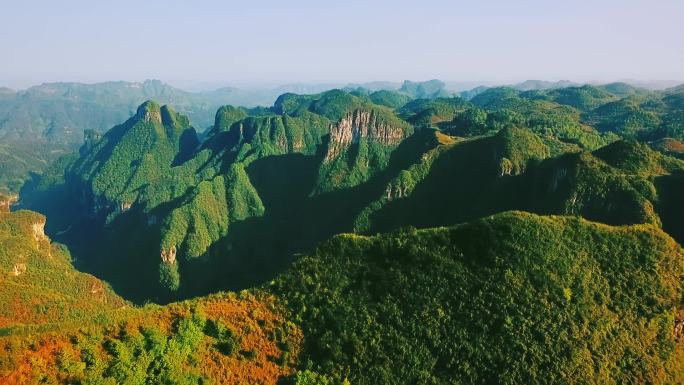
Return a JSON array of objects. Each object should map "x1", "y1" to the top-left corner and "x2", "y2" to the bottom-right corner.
[
  {"x1": 398, "y1": 97, "x2": 471, "y2": 128},
  {"x1": 3, "y1": 82, "x2": 684, "y2": 384},
  {"x1": 586, "y1": 97, "x2": 662, "y2": 136},
  {"x1": 0, "y1": 210, "x2": 300, "y2": 383},
  {"x1": 399, "y1": 79, "x2": 450, "y2": 99},
  {"x1": 16, "y1": 83, "x2": 684, "y2": 303},
  {"x1": 0, "y1": 210, "x2": 127, "y2": 328},
  {"x1": 368, "y1": 90, "x2": 412, "y2": 109},
  {"x1": 273, "y1": 211, "x2": 684, "y2": 385},
  {"x1": 525, "y1": 84, "x2": 617, "y2": 111}
]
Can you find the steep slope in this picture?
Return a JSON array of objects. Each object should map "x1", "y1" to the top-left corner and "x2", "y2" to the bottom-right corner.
[
  {"x1": 21, "y1": 88, "x2": 684, "y2": 304},
  {"x1": 360, "y1": 129, "x2": 684, "y2": 233},
  {"x1": 0, "y1": 210, "x2": 301, "y2": 384},
  {"x1": 4, "y1": 208, "x2": 680, "y2": 384},
  {"x1": 0, "y1": 210, "x2": 126, "y2": 328},
  {"x1": 465, "y1": 87, "x2": 616, "y2": 150},
  {"x1": 71, "y1": 100, "x2": 199, "y2": 212},
  {"x1": 316, "y1": 108, "x2": 413, "y2": 193},
  {"x1": 4, "y1": 86, "x2": 684, "y2": 385},
  {"x1": 272, "y1": 211, "x2": 684, "y2": 384},
  {"x1": 0, "y1": 79, "x2": 284, "y2": 193}
]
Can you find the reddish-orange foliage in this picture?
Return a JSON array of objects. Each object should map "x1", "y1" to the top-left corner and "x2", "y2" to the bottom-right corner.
[
  {"x1": 0, "y1": 292, "x2": 302, "y2": 385},
  {"x1": 0, "y1": 335, "x2": 76, "y2": 385},
  {"x1": 198, "y1": 293, "x2": 302, "y2": 384},
  {"x1": 661, "y1": 138, "x2": 684, "y2": 153}
]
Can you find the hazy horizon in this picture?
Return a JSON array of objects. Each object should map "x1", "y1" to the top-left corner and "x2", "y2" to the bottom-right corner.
[
  {"x1": 2, "y1": 0, "x2": 683, "y2": 90},
  {"x1": 2, "y1": 77, "x2": 683, "y2": 94}
]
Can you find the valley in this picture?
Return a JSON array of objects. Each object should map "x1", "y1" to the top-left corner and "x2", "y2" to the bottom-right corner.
[{"x1": 1, "y1": 80, "x2": 683, "y2": 384}]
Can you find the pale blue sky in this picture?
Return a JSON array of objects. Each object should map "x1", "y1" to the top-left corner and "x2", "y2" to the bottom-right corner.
[{"x1": 1, "y1": 0, "x2": 682, "y2": 89}]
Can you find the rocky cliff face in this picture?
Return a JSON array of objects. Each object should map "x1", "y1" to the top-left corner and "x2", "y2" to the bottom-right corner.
[
  {"x1": 160, "y1": 246, "x2": 177, "y2": 264},
  {"x1": 81, "y1": 129, "x2": 102, "y2": 155},
  {"x1": 0, "y1": 194, "x2": 17, "y2": 213},
  {"x1": 676, "y1": 308, "x2": 684, "y2": 342},
  {"x1": 32, "y1": 220, "x2": 46, "y2": 242},
  {"x1": 324, "y1": 109, "x2": 409, "y2": 162},
  {"x1": 137, "y1": 101, "x2": 163, "y2": 124}
]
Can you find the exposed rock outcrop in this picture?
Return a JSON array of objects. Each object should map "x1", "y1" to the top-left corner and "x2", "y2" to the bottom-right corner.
[
  {"x1": 12, "y1": 263, "x2": 27, "y2": 276},
  {"x1": 32, "y1": 220, "x2": 47, "y2": 242},
  {"x1": 498, "y1": 157, "x2": 514, "y2": 177},
  {"x1": 0, "y1": 194, "x2": 17, "y2": 213},
  {"x1": 137, "y1": 101, "x2": 162, "y2": 124},
  {"x1": 81, "y1": 129, "x2": 102, "y2": 155},
  {"x1": 385, "y1": 183, "x2": 410, "y2": 201},
  {"x1": 161, "y1": 246, "x2": 177, "y2": 264},
  {"x1": 119, "y1": 202, "x2": 132, "y2": 212},
  {"x1": 676, "y1": 308, "x2": 684, "y2": 343},
  {"x1": 325, "y1": 109, "x2": 408, "y2": 162}
]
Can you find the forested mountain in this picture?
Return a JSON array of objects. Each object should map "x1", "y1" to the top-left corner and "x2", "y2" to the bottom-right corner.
[
  {"x1": 0, "y1": 79, "x2": 454, "y2": 193},
  {"x1": 2, "y1": 82, "x2": 684, "y2": 384},
  {"x1": 17, "y1": 84, "x2": 684, "y2": 298},
  {"x1": 1, "y1": 209, "x2": 681, "y2": 384},
  {"x1": 0, "y1": 209, "x2": 300, "y2": 384},
  {"x1": 0, "y1": 79, "x2": 272, "y2": 193}
]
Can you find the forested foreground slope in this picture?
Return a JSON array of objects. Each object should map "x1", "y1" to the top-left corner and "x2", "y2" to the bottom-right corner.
[
  {"x1": 0, "y1": 209, "x2": 302, "y2": 385},
  {"x1": 0, "y1": 210, "x2": 682, "y2": 384}
]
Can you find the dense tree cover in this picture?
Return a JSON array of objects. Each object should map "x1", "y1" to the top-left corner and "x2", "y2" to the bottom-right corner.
[
  {"x1": 3, "y1": 81, "x2": 682, "y2": 195},
  {"x1": 0, "y1": 140, "x2": 72, "y2": 194},
  {"x1": 0, "y1": 80, "x2": 287, "y2": 193},
  {"x1": 0, "y1": 209, "x2": 302, "y2": 383},
  {"x1": 598, "y1": 82, "x2": 649, "y2": 98},
  {"x1": 398, "y1": 79, "x2": 450, "y2": 99},
  {"x1": 70, "y1": 101, "x2": 199, "y2": 207},
  {"x1": 4, "y1": 82, "x2": 684, "y2": 384},
  {"x1": 19, "y1": 90, "x2": 419, "y2": 298},
  {"x1": 459, "y1": 88, "x2": 618, "y2": 150},
  {"x1": 367, "y1": 90, "x2": 412, "y2": 109},
  {"x1": 16, "y1": 83, "x2": 684, "y2": 302},
  {"x1": 359, "y1": 126, "x2": 684, "y2": 235},
  {"x1": 523, "y1": 84, "x2": 617, "y2": 111},
  {"x1": 0, "y1": 210, "x2": 126, "y2": 329},
  {"x1": 315, "y1": 107, "x2": 413, "y2": 193},
  {"x1": 0, "y1": 290, "x2": 302, "y2": 384},
  {"x1": 456, "y1": 85, "x2": 684, "y2": 149},
  {"x1": 398, "y1": 97, "x2": 471, "y2": 128},
  {"x1": 585, "y1": 96, "x2": 663, "y2": 136},
  {"x1": 272, "y1": 211, "x2": 684, "y2": 384},
  {"x1": 649, "y1": 138, "x2": 684, "y2": 159},
  {"x1": 2, "y1": 206, "x2": 683, "y2": 384}
]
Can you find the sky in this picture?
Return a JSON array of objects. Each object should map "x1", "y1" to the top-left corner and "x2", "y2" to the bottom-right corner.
[{"x1": 1, "y1": 0, "x2": 683, "y2": 90}]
